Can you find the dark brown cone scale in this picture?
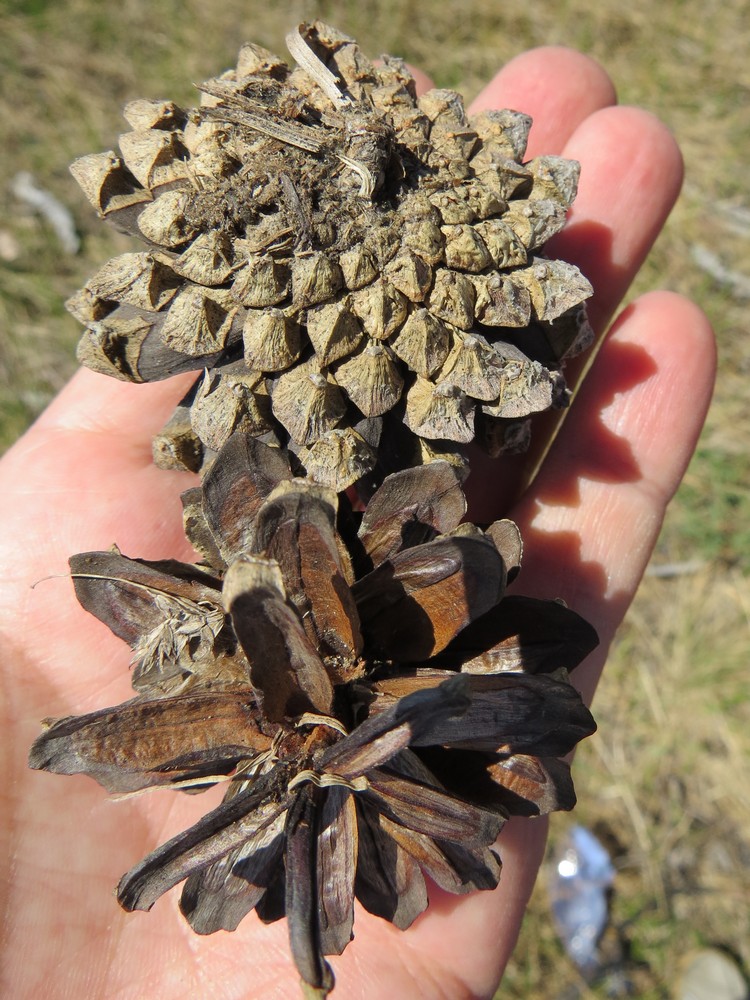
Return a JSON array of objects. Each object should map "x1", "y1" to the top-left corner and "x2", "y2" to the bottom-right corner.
[{"x1": 30, "y1": 434, "x2": 598, "y2": 998}]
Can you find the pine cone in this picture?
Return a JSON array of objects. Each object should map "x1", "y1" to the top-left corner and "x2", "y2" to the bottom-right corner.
[
  {"x1": 29, "y1": 433, "x2": 597, "y2": 998},
  {"x1": 68, "y1": 21, "x2": 593, "y2": 491}
]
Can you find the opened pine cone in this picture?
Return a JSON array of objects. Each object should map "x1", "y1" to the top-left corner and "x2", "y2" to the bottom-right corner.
[
  {"x1": 68, "y1": 21, "x2": 594, "y2": 491},
  {"x1": 29, "y1": 434, "x2": 597, "y2": 998}
]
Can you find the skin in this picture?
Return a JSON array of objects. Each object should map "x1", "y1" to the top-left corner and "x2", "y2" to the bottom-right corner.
[{"x1": 0, "y1": 47, "x2": 715, "y2": 1000}]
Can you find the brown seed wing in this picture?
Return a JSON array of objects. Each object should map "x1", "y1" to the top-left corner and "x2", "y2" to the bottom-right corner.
[
  {"x1": 368, "y1": 670, "x2": 596, "y2": 755},
  {"x1": 375, "y1": 813, "x2": 473, "y2": 893},
  {"x1": 486, "y1": 754, "x2": 576, "y2": 815},
  {"x1": 118, "y1": 770, "x2": 290, "y2": 912},
  {"x1": 252, "y1": 485, "x2": 362, "y2": 663},
  {"x1": 364, "y1": 768, "x2": 505, "y2": 847},
  {"x1": 254, "y1": 863, "x2": 287, "y2": 924},
  {"x1": 357, "y1": 461, "x2": 466, "y2": 566},
  {"x1": 318, "y1": 674, "x2": 471, "y2": 780},
  {"x1": 201, "y1": 434, "x2": 292, "y2": 564},
  {"x1": 317, "y1": 787, "x2": 357, "y2": 955},
  {"x1": 29, "y1": 691, "x2": 269, "y2": 793},
  {"x1": 354, "y1": 799, "x2": 428, "y2": 930},
  {"x1": 285, "y1": 790, "x2": 336, "y2": 994},
  {"x1": 181, "y1": 486, "x2": 225, "y2": 569},
  {"x1": 224, "y1": 557, "x2": 334, "y2": 720},
  {"x1": 376, "y1": 764, "x2": 504, "y2": 893},
  {"x1": 431, "y1": 594, "x2": 599, "y2": 674},
  {"x1": 352, "y1": 535, "x2": 506, "y2": 660},
  {"x1": 180, "y1": 802, "x2": 286, "y2": 932},
  {"x1": 69, "y1": 550, "x2": 224, "y2": 655},
  {"x1": 403, "y1": 673, "x2": 596, "y2": 756},
  {"x1": 418, "y1": 745, "x2": 576, "y2": 818},
  {"x1": 485, "y1": 519, "x2": 523, "y2": 582}
]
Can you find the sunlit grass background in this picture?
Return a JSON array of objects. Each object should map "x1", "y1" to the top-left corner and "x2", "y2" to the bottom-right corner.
[{"x1": 1, "y1": 1, "x2": 748, "y2": 996}]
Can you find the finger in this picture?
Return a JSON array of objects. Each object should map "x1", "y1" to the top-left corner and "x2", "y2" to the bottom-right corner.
[
  {"x1": 470, "y1": 46, "x2": 617, "y2": 156},
  {"x1": 410, "y1": 64, "x2": 434, "y2": 96},
  {"x1": 450, "y1": 292, "x2": 716, "y2": 987},
  {"x1": 523, "y1": 108, "x2": 684, "y2": 498},
  {"x1": 33, "y1": 367, "x2": 197, "y2": 443},
  {"x1": 549, "y1": 106, "x2": 684, "y2": 338},
  {"x1": 511, "y1": 290, "x2": 716, "y2": 703},
  {"x1": 465, "y1": 106, "x2": 685, "y2": 522}
]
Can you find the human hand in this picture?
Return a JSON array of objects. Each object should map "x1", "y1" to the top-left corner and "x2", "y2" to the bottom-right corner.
[{"x1": 0, "y1": 47, "x2": 714, "y2": 999}]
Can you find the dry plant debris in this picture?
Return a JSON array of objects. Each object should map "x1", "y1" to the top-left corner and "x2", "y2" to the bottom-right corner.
[
  {"x1": 66, "y1": 20, "x2": 593, "y2": 490},
  {"x1": 29, "y1": 21, "x2": 599, "y2": 999},
  {"x1": 30, "y1": 437, "x2": 597, "y2": 997}
]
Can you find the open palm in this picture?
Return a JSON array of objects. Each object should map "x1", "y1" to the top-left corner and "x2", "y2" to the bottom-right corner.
[{"x1": 0, "y1": 48, "x2": 714, "y2": 999}]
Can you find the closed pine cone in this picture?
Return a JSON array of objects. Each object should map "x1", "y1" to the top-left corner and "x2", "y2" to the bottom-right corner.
[{"x1": 68, "y1": 21, "x2": 593, "y2": 491}]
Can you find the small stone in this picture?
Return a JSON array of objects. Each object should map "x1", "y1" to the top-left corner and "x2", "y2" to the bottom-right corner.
[{"x1": 676, "y1": 949, "x2": 748, "y2": 1000}]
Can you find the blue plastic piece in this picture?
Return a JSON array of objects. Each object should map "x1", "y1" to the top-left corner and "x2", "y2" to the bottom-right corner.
[{"x1": 547, "y1": 825, "x2": 616, "y2": 973}]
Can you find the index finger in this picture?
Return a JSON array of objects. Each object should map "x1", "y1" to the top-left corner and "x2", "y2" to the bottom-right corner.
[
  {"x1": 470, "y1": 46, "x2": 618, "y2": 156},
  {"x1": 461, "y1": 53, "x2": 683, "y2": 521}
]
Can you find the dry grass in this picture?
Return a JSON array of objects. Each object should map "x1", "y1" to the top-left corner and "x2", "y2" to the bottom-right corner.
[{"x1": 2, "y1": 1, "x2": 748, "y2": 996}]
